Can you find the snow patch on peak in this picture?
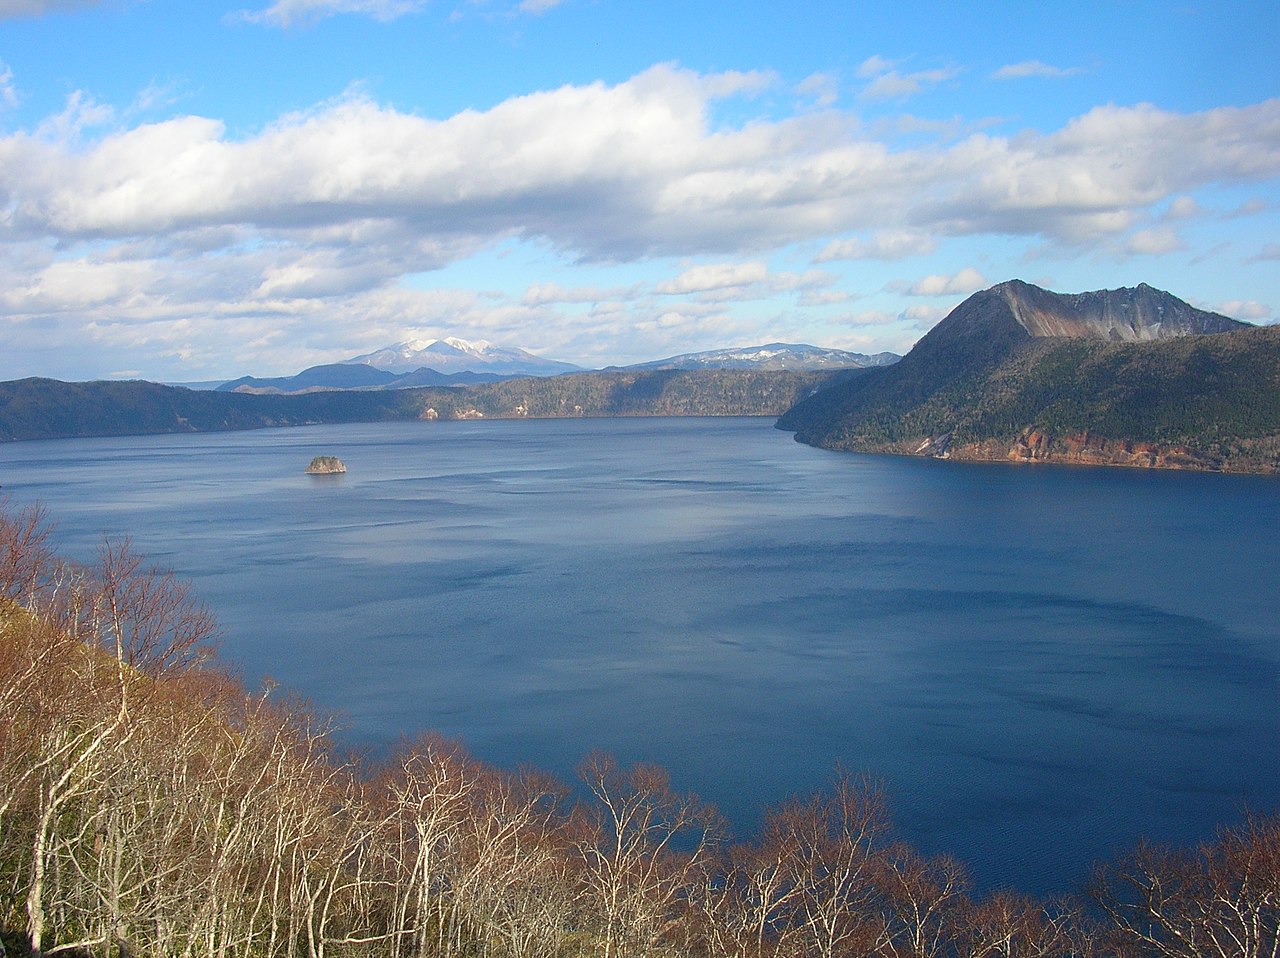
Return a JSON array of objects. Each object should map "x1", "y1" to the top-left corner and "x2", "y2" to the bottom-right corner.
[
  {"x1": 626, "y1": 342, "x2": 900, "y2": 372},
  {"x1": 441, "y1": 337, "x2": 495, "y2": 354},
  {"x1": 347, "y1": 336, "x2": 582, "y2": 376}
]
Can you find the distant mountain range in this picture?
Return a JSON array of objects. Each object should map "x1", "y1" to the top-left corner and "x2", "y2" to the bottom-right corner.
[
  {"x1": 778, "y1": 280, "x2": 1279, "y2": 472},
  {"x1": 621, "y1": 343, "x2": 899, "y2": 372},
  {"x1": 212, "y1": 340, "x2": 898, "y2": 395},
  {"x1": 216, "y1": 364, "x2": 506, "y2": 394},
  {"x1": 4, "y1": 281, "x2": 1277, "y2": 474},
  {"x1": 347, "y1": 337, "x2": 582, "y2": 377},
  {"x1": 0, "y1": 369, "x2": 848, "y2": 443}
]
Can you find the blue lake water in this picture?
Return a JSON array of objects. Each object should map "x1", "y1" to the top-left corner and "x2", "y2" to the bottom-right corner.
[{"x1": 1, "y1": 416, "x2": 1276, "y2": 895}]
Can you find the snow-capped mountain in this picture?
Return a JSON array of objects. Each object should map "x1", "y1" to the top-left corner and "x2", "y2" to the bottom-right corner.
[
  {"x1": 347, "y1": 337, "x2": 581, "y2": 377},
  {"x1": 624, "y1": 343, "x2": 900, "y2": 372}
]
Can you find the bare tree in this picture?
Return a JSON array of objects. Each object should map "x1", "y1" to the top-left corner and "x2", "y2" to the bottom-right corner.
[
  {"x1": 1091, "y1": 814, "x2": 1280, "y2": 958},
  {"x1": 445, "y1": 764, "x2": 576, "y2": 958},
  {"x1": 875, "y1": 845, "x2": 968, "y2": 958},
  {"x1": 375, "y1": 734, "x2": 479, "y2": 956},
  {"x1": 91, "y1": 539, "x2": 218, "y2": 681},
  {"x1": 6, "y1": 499, "x2": 1278, "y2": 958},
  {"x1": 575, "y1": 751, "x2": 724, "y2": 958},
  {"x1": 0, "y1": 500, "x2": 55, "y2": 607},
  {"x1": 779, "y1": 772, "x2": 891, "y2": 958},
  {"x1": 961, "y1": 892, "x2": 1094, "y2": 958}
]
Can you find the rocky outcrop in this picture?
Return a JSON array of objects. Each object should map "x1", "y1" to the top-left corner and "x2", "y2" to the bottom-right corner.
[
  {"x1": 1000, "y1": 428, "x2": 1221, "y2": 470},
  {"x1": 305, "y1": 455, "x2": 346, "y2": 474},
  {"x1": 907, "y1": 428, "x2": 1232, "y2": 471},
  {"x1": 995, "y1": 279, "x2": 1245, "y2": 341}
]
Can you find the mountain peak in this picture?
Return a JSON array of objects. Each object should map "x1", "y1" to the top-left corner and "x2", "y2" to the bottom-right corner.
[
  {"x1": 776, "y1": 278, "x2": 1275, "y2": 472},
  {"x1": 439, "y1": 336, "x2": 495, "y2": 354},
  {"x1": 625, "y1": 342, "x2": 899, "y2": 372},
  {"x1": 988, "y1": 279, "x2": 1246, "y2": 341},
  {"x1": 347, "y1": 337, "x2": 581, "y2": 376}
]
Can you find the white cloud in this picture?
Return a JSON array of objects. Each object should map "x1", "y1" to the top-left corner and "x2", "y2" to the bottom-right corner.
[
  {"x1": 796, "y1": 72, "x2": 838, "y2": 108},
  {"x1": 653, "y1": 261, "x2": 835, "y2": 304},
  {"x1": 797, "y1": 288, "x2": 853, "y2": 307},
  {"x1": 33, "y1": 88, "x2": 114, "y2": 142},
  {"x1": 863, "y1": 68, "x2": 960, "y2": 101},
  {"x1": 129, "y1": 80, "x2": 186, "y2": 117},
  {"x1": 3, "y1": 65, "x2": 1279, "y2": 377},
  {"x1": 906, "y1": 268, "x2": 987, "y2": 296},
  {"x1": 901, "y1": 304, "x2": 951, "y2": 328},
  {"x1": 3, "y1": 256, "x2": 156, "y2": 312},
  {"x1": 924, "y1": 100, "x2": 1280, "y2": 242},
  {"x1": 0, "y1": 0, "x2": 99, "y2": 18},
  {"x1": 234, "y1": 0, "x2": 427, "y2": 27},
  {"x1": 7, "y1": 72, "x2": 1278, "y2": 258},
  {"x1": 1163, "y1": 195, "x2": 1203, "y2": 220},
  {"x1": 1230, "y1": 197, "x2": 1268, "y2": 218},
  {"x1": 817, "y1": 230, "x2": 938, "y2": 262},
  {"x1": 858, "y1": 56, "x2": 959, "y2": 101},
  {"x1": 1187, "y1": 241, "x2": 1229, "y2": 266},
  {"x1": 1125, "y1": 226, "x2": 1185, "y2": 255},
  {"x1": 1253, "y1": 242, "x2": 1280, "y2": 261},
  {"x1": 770, "y1": 269, "x2": 838, "y2": 293},
  {"x1": 656, "y1": 261, "x2": 770, "y2": 295},
  {"x1": 518, "y1": 0, "x2": 564, "y2": 12},
  {"x1": 834, "y1": 309, "x2": 898, "y2": 327},
  {"x1": 856, "y1": 56, "x2": 899, "y2": 79},
  {"x1": 991, "y1": 61, "x2": 1082, "y2": 80},
  {"x1": 877, "y1": 113, "x2": 993, "y2": 142},
  {"x1": 1214, "y1": 299, "x2": 1272, "y2": 320},
  {"x1": 521, "y1": 281, "x2": 639, "y2": 305},
  {"x1": 0, "y1": 62, "x2": 15, "y2": 110}
]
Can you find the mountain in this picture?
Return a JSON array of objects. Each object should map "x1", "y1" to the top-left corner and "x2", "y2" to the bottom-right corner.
[
  {"x1": 777, "y1": 280, "x2": 1279, "y2": 473},
  {"x1": 217, "y1": 363, "x2": 400, "y2": 392},
  {"x1": 348, "y1": 337, "x2": 581, "y2": 376},
  {"x1": 986, "y1": 279, "x2": 1246, "y2": 339},
  {"x1": 0, "y1": 369, "x2": 848, "y2": 443},
  {"x1": 0, "y1": 378, "x2": 426, "y2": 442},
  {"x1": 389, "y1": 367, "x2": 508, "y2": 388},
  {"x1": 219, "y1": 342, "x2": 887, "y2": 393},
  {"x1": 215, "y1": 363, "x2": 506, "y2": 394},
  {"x1": 623, "y1": 343, "x2": 899, "y2": 371}
]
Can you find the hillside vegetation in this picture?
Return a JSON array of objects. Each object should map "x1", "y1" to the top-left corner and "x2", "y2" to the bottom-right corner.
[
  {"x1": 0, "y1": 370, "x2": 847, "y2": 443},
  {"x1": 1, "y1": 500, "x2": 1277, "y2": 957},
  {"x1": 778, "y1": 284, "x2": 1280, "y2": 474}
]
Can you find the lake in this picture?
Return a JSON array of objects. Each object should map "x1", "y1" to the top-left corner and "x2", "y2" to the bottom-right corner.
[{"x1": 1, "y1": 416, "x2": 1276, "y2": 895}]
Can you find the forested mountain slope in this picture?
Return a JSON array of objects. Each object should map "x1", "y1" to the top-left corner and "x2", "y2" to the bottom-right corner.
[
  {"x1": 0, "y1": 369, "x2": 848, "y2": 442},
  {"x1": 778, "y1": 282, "x2": 1280, "y2": 473}
]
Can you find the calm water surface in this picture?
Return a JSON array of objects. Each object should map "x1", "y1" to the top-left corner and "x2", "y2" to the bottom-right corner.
[{"x1": 1, "y1": 417, "x2": 1277, "y2": 894}]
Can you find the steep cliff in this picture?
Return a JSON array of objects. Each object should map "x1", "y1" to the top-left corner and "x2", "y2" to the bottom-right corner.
[{"x1": 995, "y1": 279, "x2": 1246, "y2": 340}]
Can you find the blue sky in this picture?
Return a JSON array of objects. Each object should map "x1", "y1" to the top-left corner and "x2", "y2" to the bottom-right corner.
[{"x1": 1, "y1": 0, "x2": 1277, "y2": 380}]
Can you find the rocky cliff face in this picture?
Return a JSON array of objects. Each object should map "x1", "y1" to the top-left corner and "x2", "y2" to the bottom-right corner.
[
  {"x1": 996, "y1": 428, "x2": 1220, "y2": 470},
  {"x1": 886, "y1": 426, "x2": 1268, "y2": 472},
  {"x1": 995, "y1": 279, "x2": 1246, "y2": 341}
]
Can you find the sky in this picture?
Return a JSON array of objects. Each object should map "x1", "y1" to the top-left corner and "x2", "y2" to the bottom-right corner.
[{"x1": 0, "y1": 0, "x2": 1277, "y2": 381}]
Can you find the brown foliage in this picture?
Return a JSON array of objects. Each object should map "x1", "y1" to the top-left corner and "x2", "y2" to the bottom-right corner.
[
  {"x1": 1091, "y1": 814, "x2": 1280, "y2": 958},
  {"x1": 0, "y1": 499, "x2": 1275, "y2": 958},
  {"x1": 0, "y1": 500, "x2": 55, "y2": 607}
]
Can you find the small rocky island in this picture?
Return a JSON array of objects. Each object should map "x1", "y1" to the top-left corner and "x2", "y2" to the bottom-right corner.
[{"x1": 305, "y1": 455, "x2": 346, "y2": 475}]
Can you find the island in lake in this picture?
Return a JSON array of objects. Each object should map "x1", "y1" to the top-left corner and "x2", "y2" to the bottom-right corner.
[{"x1": 306, "y1": 455, "x2": 346, "y2": 474}]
